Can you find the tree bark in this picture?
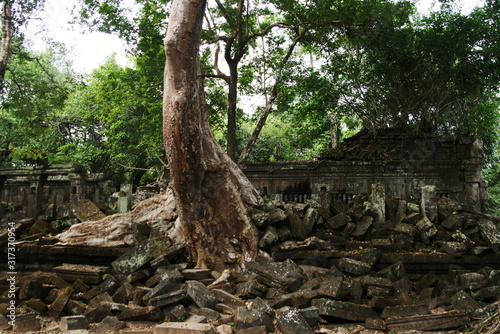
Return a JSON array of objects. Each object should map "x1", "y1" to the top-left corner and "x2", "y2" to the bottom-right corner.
[
  {"x1": 0, "y1": 0, "x2": 12, "y2": 91},
  {"x1": 226, "y1": 61, "x2": 238, "y2": 161},
  {"x1": 163, "y1": 0, "x2": 262, "y2": 271}
]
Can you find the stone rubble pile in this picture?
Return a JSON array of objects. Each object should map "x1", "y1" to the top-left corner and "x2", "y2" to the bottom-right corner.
[{"x1": 1, "y1": 184, "x2": 500, "y2": 333}]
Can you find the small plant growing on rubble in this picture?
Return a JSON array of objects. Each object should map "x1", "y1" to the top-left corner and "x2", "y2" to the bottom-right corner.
[
  {"x1": 56, "y1": 220, "x2": 72, "y2": 229},
  {"x1": 1, "y1": 202, "x2": 15, "y2": 211},
  {"x1": 178, "y1": 316, "x2": 186, "y2": 322}
]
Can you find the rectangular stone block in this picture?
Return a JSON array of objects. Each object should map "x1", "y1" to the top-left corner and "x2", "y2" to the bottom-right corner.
[
  {"x1": 47, "y1": 286, "x2": 75, "y2": 319},
  {"x1": 381, "y1": 304, "x2": 429, "y2": 318},
  {"x1": 54, "y1": 263, "x2": 109, "y2": 284},
  {"x1": 60, "y1": 315, "x2": 89, "y2": 331},
  {"x1": 386, "y1": 312, "x2": 469, "y2": 332},
  {"x1": 153, "y1": 322, "x2": 215, "y2": 334},
  {"x1": 112, "y1": 237, "x2": 171, "y2": 275},
  {"x1": 275, "y1": 307, "x2": 315, "y2": 334},
  {"x1": 312, "y1": 298, "x2": 379, "y2": 322}
]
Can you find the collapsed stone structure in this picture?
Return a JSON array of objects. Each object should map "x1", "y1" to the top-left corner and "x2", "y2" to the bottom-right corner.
[
  {"x1": 0, "y1": 130, "x2": 488, "y2": 219},
  {"x1": 245, "y1": 130, "x2": 487, "y2": 212},
  {"x1": 0, "y1": 164, "x2": 113, "y2": 219},
  {"x1": 0, "y1": 131, "x2": 497, "y2": 333},
  {"x1": 1, "y1": 181, "x2": 500, "y2": 333}
]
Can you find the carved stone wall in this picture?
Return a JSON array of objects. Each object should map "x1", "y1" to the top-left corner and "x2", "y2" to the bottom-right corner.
[
  {"x1": 243, "y1": 134, "x2": 487, "y2": 211},
  {"x1": 0, "y1": 164, "x2": 112, "y2": 218},
  {"x1": 0, "y1": 134, "x2": 488, "y2": 218}
]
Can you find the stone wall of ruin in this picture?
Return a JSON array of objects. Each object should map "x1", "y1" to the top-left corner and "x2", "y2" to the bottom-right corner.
[
  {"x1": 0, "y1": 164, "x2": 113, "y2": 218},
  {"x1": 243, "y1": 135, "x2": 487, "y2": 211},
  {"x1": 0, "y1": 135, "x2": 488, "y2": 218}
]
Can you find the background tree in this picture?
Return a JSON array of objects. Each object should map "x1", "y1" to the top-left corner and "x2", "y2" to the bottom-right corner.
[
  {"x1": 59, "y1": 56, "x2": 165, "y2": 184},
  {"x1": 0, "y1": 0, "x2": 48, "y2": 89},
  {"x1": 0, "y1": 45, "x2": 78, "y2": 165}
]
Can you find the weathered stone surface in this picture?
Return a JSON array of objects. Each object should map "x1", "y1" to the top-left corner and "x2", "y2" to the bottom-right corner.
[
  {"x1": 366, "y1": 317, "x2": 387, "y2": 330},
  {"x1": 118, "y1": 306, "x2": 163, "y2": 322},
  {"x1": 212, "y1": 289, "x2": 246, "y2": 308},
  {"x1": 272, "y1": 289, "x2": 319, "y2": 309},
  {"x1": 394, "y1": 222, "x2": 417, "y2": 236},
  {"x1": 149, "y1": 289, "x2": 188, "y2": 308},
  {"x1": 338, "y1": 257, "x2": 371, "y2": 276},
  {"x1": 60, "y1": 315, "x2": 89, "y2": 331},
  {"x1": 437, "y1": 196, "x2": 462, "y2": 221},
  {"x1": 195, "y1": 308, "x2": 221, "y2": 322},
  {"x1": 266, "y1": 208, "x2": 287, "y2": 225},
  {"x1": 19, "y1": 280, "x2": 42, "y2": 300},
  {"x1": 248, "y1": 208, "x2": 268, "y2": 227},
  {"x1": 479, "y1": 220, "x2": 500, "y2": 251},
  {"x1": 234, "y1": 304, "x2": 273, "y2": 332},
  {"x1": 73, "y1": 279, "x2": 90, "y2": 293},
  {"x1": 247, "y1": 259, "x2": 305, "y2": 292},
  {"x1": 375, "y1": 262, "x2": 407, "y2": 281},
  {"x1": 413, "y1": 272, "x2": 437, "y2": 293},
  {"x1": 153, "y1": 322, "x2": 215, "y2": 334},
  {"x1": 366, "y1": 286, "x2": 390, "y2": 297},
  {"x1": 442, "y1": 241, "x2": 468, "y2": 256},
  {"x1": 371, "y1": 238, "x2": 393, "y2": 252},
  {"x1": 312, "y1": 298, "x2": 379, "y2": 322},
  {"x1": 386, "y1": 312, "x2": 469, "y2": 332},
  {"x1": 381, "y1": 304, "x2": 428, "y2": 318},
  {"x1": 367, "y1": 183, "x2": 386, "y2": 228},
  {"x1": 33, "y1": 272, "x2": 70, "y2": 288},
  {"x1": 47, "y1": 286, "x2": 75, "y2": 319},
  {"x1": 258, "y1": 226, "x2": 279, "y2": 249},
  {"x1": 368, "y1": 296, "x2": 399, "y2": 310},
  {"x1": 25, "y1": 298, "x2": 48, "y2": 315},
  {"x1": 13, "y1": 313, "x2": 41, "y2": 332},
  {"x1": 235, "y1": 280, "x2": 267, "y2": 298},
  {"x1": 144, "y1": 274, "x2": 182, "y2": 301},
  {"x1": 0, "y1": 314, "x2": 10, "y2": 331},
  {"x1": 113, "y1": 281, "x2": 135, "y2": 304},
  {"x1": 298, "y1": 306, "x2": 320, "y2": 327},
  {"x1": 82, "y1": 276, "x2": 119, "y2": 301},
  {"x1": 352, "y1": 216, "x2": 373, "y2": 239},
  {"x1": 64, "y1": 299, "x2": 87, "y2": 315},
  {"x1": 421, "y1": 185, "x2": 438, "y2": 223},
  {"x1": 326, "y1": 213, "x2": 351, "y2": 230},
  {"x1": 127, "y1": 269, "x2": 154, "y2": 283},
  {"x1": 360, "y1": 247, "x2": 382, "y2": 267},
  {"x1": 442, "y1": 212, "x2": 467, "y2": 230},
  {"x1": 302, "y1": 208, "x2": 319, "y2": 234},
  {"x1": 73, "y1": 199, "x2": 106, "y2": 222},
  {"x1": 317, "y1": 276, "x2": 343, "y2": 299},
  {"x1": 112, "y1": 237, "x2": 171, "y2": 275},
  {"x1": 459, "y1": 272, "x2": 489, "y2": 290},
  {"x1": 29, "y1": 219, "x2": 49, "y2": 235},
  {"x1": 289, "y1": 213, "x2": 307, "y2": 240},
  {"x1": 54, "y1": 264, "x2": 109, "y2": 284},
  {"x1": 88, "y1": 292, "x2": 114, "y2": 308},
  {"x1": 362, "y1": 276, "x2": 393, "y2": 291},
  {"x1": 84, "y1": 304, "x2": 113, "y2": 323},
  {"x1": 275, "y1": 306, "x2": 315, "y2": 334},
  {"x1": 416, "y1": 216, "x2": 438, "y2": 241},
  {"x1": 187, "y1": 280, "x2": 217, "y2": 309},
  {"x1": 451, "y1": 290, "x2": 481, "y2": 311},
  {"x1": 338, "y1": 277, "x2": 364, "y2": 300},
  {"x1": 93, "y1": 316, "x2": 125, "y2": 333},
  {"x1": 182, "y1": 269, "x2": 213, "y2": 280}
]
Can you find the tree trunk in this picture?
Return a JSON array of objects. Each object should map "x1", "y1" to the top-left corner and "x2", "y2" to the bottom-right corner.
[
  {"x1": 163, "y1": 0, "x2": 262, "y2": 271},
  {"x1": 0, "y1": 0, "x2": 12, "y2": 91},
  {"x1": 226, "y1": 62, "x2": 238, "y2": 161}
]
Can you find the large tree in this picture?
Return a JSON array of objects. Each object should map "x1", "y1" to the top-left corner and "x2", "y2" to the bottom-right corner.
[{"x1": 163, "y1": 0, "x2": 262, "y2": 270}]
